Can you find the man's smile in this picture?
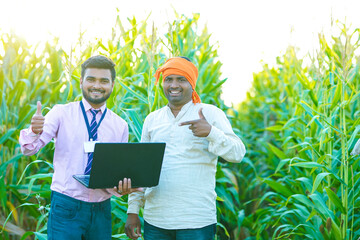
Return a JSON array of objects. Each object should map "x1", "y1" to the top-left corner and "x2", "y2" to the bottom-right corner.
[
  {"x1": 89, "y1": 89, "x2": 104, "y2": 95},
  {"x1": 169, "y1": 90, "x2": 181, "y2": 96}
]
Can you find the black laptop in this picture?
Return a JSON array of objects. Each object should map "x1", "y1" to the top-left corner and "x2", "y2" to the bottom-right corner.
[{"x1": 73, "y1": 142, "x2": 166, "y2": 189}]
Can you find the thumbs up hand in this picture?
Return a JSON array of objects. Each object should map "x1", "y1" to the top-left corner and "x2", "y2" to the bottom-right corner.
[
  {"x1": 31, "y1": 101, "x2": 45, "y2": 134},
  {"x1": 179, "y1": 108, "x2": 211, "y2": 137}
]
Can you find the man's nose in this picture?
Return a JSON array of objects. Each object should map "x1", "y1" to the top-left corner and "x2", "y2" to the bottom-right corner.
[
  {"x1": 93, "y1": 80, "x2": 101, "y2": 88},
  {"x1": 170, "y1": 80, "x2": 180, "y2": 88}
]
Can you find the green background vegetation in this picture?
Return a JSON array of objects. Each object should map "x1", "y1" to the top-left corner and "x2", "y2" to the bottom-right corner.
[{"x1": 0, "y1": 13, "x2": 359, "y2": 240}]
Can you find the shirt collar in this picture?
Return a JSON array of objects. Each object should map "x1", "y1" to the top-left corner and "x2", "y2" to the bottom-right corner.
[
  {"x1": 180, "y1": 100, "x2": 194, "y2": 112},
  {"x1": 81, "y1": 99, "x2": 107, "y2": 113},
  {"x1": 165, "y1": 100, "x2": 194, "y2": 118}
]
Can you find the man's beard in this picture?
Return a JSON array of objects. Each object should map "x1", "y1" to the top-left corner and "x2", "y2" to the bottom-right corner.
[{"x1": 82, "y1": 89, "x2": 112, "y2": 105}]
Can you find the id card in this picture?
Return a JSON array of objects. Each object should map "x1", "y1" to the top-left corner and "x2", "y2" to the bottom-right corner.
[{"x1": 84, "y1": 141, "x2": 100, "y2": 153}]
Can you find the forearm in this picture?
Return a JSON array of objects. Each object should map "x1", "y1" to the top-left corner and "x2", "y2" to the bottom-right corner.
[
  {"x1": 19, "y1": 127, "x2": 46, "y2": 156},
  {"x1": 206, "y1": 126, "x2": 246, "y2": 163},
  {"x1": 127, "y1": 191, "x2": 145, "y2": 214}
]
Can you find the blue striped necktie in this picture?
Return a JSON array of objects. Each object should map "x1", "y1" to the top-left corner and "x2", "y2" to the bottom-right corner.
[{"x1": 84, "y1": 109, "x2": 99, "y2": 175}]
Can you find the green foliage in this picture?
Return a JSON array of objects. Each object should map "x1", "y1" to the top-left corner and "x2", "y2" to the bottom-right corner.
[
  {"x1": 2, "y1": 10, "x2": 359, "y2": 240},
  {"x1": 237, "y1": 23, "x2": 360, "y2": 239},
  {"x1": 0, "y1": 13, "x2": 237, "y2": 240}
]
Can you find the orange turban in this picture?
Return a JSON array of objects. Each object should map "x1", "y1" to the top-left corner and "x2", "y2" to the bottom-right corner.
[{"x1": 154, "y1": 57, "x2": 201, "y2": 103}]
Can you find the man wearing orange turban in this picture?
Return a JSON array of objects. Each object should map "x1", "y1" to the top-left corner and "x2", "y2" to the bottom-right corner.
[
  {"x1": 154, "y1": 56, "x2": 201, "y2": 104},
  {"x1": 126, "y1": 57, "x2": 246, "y2": 240}
]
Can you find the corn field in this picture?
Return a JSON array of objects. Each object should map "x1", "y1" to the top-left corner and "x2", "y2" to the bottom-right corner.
[{"x1": 0, "y1": 12, "x2": 359, "y2": 240}]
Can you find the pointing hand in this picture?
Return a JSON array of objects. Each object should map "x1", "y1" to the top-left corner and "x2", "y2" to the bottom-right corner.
[
  {"x1": 31, "y1": 101, "x2": 45, "y2": 134},
  {"x1": 179, "y1": 108, "x2": 211, "y2": 137}
]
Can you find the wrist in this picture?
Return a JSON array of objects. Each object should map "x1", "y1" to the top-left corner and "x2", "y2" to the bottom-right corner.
[
  {"x1": 31, "y1": 126, "x2": 43, "y2": 136},
  {"x1": 127, "y1": 213, "x2": 139, "y2": 216}
]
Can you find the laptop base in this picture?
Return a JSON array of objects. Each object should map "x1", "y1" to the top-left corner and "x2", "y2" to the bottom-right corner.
[{"x1": 73, "y1": 175, "x2": 90, "y2": 188}]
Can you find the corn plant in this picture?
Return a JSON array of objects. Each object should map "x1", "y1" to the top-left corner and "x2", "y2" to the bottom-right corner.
[
  {"x1": 236, "y1": 23, "x2": 360, "y2": 239},
  {"x1": 0, "y1": 13, "x2": 241, "y2": 240}
]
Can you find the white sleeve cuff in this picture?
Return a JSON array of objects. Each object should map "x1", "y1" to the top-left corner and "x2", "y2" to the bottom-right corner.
[{"x1": 206, "y1": 125, "x2": 224, "y2": 143}]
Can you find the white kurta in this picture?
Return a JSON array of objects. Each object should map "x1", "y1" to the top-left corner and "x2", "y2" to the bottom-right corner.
[{"x1": 127, "y1": 101, "x2": 246, "y2": 229}]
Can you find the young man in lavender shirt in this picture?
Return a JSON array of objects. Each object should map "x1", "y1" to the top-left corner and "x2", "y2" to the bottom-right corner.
[{"x1": 19, "y1": 55, "x2": 139, "y2": 239}]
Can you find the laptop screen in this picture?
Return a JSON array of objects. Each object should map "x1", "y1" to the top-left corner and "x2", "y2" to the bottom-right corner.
[{"x1": 75, "y1": 142, "x2": 166, "y2": 189}]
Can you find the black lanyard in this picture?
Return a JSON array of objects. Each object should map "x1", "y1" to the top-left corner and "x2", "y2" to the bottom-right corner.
[{"x1": 80, "y1": 101, "x2": 107, "y2": 141}]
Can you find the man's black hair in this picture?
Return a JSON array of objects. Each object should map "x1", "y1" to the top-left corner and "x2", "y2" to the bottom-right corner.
[{"x1": 81, "y1": 55, "x2": 116, "y2": 81}]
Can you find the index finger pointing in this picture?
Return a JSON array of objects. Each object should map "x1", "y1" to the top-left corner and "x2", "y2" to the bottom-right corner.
[{"x1": 179, "y1": 120, "x2": 197, "y2": 126}]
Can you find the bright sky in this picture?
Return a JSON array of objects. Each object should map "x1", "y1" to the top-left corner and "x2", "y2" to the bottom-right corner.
[{"x1": 1, "y1": 0, "x2": 359, "y2": 105}]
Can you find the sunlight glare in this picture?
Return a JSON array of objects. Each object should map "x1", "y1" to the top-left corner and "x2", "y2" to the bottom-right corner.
[{"x1": 1, "y1": 0, "x2": 360, "y2": 105}]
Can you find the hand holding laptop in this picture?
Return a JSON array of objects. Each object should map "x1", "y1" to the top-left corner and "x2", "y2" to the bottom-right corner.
[{"x1": 114, "y1": 178, "x2": 144, "y2": 196}]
